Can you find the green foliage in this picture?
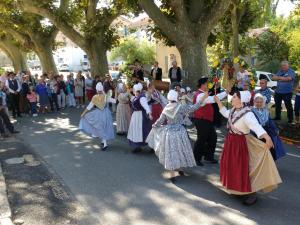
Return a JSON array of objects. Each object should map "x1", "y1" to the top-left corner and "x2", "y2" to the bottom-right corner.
[
  {"x1": 256, "y1": 30, "x2": 289, "y2": 66},
  {"x1": 110, "y1": 38, "x2": 155, "y2": 65},
  {"x1": 287, "y1": 29, "x2": 300, "y2": 70}
]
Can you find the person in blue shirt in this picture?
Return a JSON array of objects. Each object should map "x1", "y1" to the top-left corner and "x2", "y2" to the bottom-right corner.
[
  {"x1": 255, "y1": 75, "x2": 273, "y2": 105},
  {"x1": 272, "y1": 61, "x2": 295, "y2": 124}
]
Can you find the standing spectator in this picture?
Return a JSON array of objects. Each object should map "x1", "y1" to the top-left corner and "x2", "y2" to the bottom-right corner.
[
  {"x1": 85, "y1": 73, "x2": 94, "y2": 102},
  {"x1": 295, "y1": 79, "x2": 300, "y2": 123},
  {"x1": 20, "y1": 75, "x2": 30, "y2": 115},
  {"x1": 33, "y1": 74, "x2": 39, "y2": 87},
  {"x1": 27, "y1": 86, "x2": 38, "y2": 117},
  {"x1": 74, "y1": 73, "x2": 84, "y2": 108},
  {"x1": 132, "y1": 60, "x2": 144, "y2": 82},
  {"x1": 103, "y1": 74, "x2": 116, "y2": 112},
  {"x1": 255, "y1": 75, "x2": 273, "y2": 105},
  {"x1": 0, "y1": 80, "x2": 9, "y2": 115},
  {"x1": 92, "y1": 75, "x2": 101, "y2": 93},
  {"x1": 35, "y1": 79, "x2": 49, "y2": 114},
  {"x1": 49, "y1": 75, "x2": 60, "y2": 111},
  {"x1": 79, "y1": 71, "x2": 86, "y2": 104},
  {"x1": 0, "y1": 82, "x2": 19, "y2": 137},
  {"x1": 150, "y1": 61, "x2": 162, "y2": 81},
  {"x1": 6, "y1": 72, "x2": 22, "y2": 118},
  {"x1": 236, "y1": 65, "x2": 250, "y2": 90},
  {"x1": 272, "y1": 61, "x2": 295, "y2": 124},
  {"x1": 57, "y1": 75, "x2": 66, "y2": 109},
  {"x1": 168, "y1": 61, "x2": 182, "y2": 86},
  {"x1": 66, "y1": 75, "x2": 76, "y2": 107}
]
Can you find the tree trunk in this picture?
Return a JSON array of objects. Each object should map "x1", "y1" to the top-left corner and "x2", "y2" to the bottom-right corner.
[
  {"x1": 231, "y1": 4, "x2": 239, "y2": 57},
  {"x1": 178, "y1": 41, "x2": 208, "y2": 89},
  {"x1": 35, "y1": 43, "x2": 58, "y2": 74},
  {"x1": 0, "y1": 42, "x2": 28, "y2": 72},
  {"x1": 85, "y1": 41, "x2": 109, "y2": 77}
]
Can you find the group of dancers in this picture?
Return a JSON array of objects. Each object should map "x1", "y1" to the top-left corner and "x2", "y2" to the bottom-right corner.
[{"x1": 79, "y1": 76, "x2": 285, "y2": 206}]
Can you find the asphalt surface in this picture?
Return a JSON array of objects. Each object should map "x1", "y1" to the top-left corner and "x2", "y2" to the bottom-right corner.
[
  {"x1": 0, "y1": 137, "x2": 95, "y2": 225},
  {"x1": 8, "y1": 108, "x2": 300, "y2": 225}
]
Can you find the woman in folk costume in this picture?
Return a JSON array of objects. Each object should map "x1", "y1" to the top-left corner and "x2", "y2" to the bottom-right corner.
[
  {"x1": 178, "y1": 88, "x2": 193, "y2": 105},
  {"x1": 127, "y1": 83, "x2": 153, "y2": 153},
  {"x1": 214, "y1": 90, "x2": 282, "y2": 205},
  {"x1": 147, "y1": 83, "x2": 167, "y2": 124},
  {"x1": 252, "y1": 93, "x2": 286, "y2": 160},
  {"x1": 146, "y1": 90, "x2": 209, "y2": 183},
  {"x1": 116, "y1": 83, "x2": 132, "y2": 135},
  {"x1": 79, "y1": 82, "x2": 116, "y2": 151}
]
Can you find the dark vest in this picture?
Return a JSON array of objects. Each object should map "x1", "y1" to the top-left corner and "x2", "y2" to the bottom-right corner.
[{"x1": 8, "y1": 79, "x2": 18, "y2": 91}]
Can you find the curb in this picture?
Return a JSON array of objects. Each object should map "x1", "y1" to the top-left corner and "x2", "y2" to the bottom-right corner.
[
  {"x1": 280, "y1": 136, "x2": 300, "y2": 147},
  {"x1": 0, "y1": 163, "x2": 13, "y2": 225}
]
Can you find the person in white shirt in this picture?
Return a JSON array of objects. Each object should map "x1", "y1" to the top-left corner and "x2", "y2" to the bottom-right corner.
[
  {"x1": 214, "y1": 90, "x2": 282, "y2": 206},
  {"x1": 80, "y1": 82, "x2": 116, "y2": 151},
  {"x1": 237, "y1": 65, "x2": 250, "y2": 90},
  {"x1": 5, "y1": 72, "x2": 22, "y2": 118}
]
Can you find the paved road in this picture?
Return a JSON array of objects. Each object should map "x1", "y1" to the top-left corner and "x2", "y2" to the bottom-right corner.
[{"x1": 13, "y1": 108, "x2": 300, "y2": 225}]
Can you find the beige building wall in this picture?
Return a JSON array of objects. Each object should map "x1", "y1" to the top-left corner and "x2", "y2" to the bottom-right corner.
[{"x1": 155, "y1": 41, "x2": 182, "y2": 78}]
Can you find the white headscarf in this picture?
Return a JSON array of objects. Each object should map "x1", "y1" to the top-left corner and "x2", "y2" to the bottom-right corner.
[
  {"x1": 167, "y1": 90, "x2": 178, "y2": 102},
  {"x1": 186, "y1": 87, "x2": 191, "y2": 92},
  {"x1": 254, "y1": 93, "x2": 267, "y2": 107},
  {"x1": 133, "y1": 83, "x2": 143, "y2": 93},
  {"x1": 180, "y1": 88, "x2": 186, "y2": 93},
  {"x1": 96, "y1": 82, "x2": 104, "y2": 92}
]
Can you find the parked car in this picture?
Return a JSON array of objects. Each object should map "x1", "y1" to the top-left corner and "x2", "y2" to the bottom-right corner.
[
  {"x1": 255, "y1": 71, "x2": 277, "y2": 90},
  {"x1": 58, "y1": 64, "x2": 70, "y2": 72}
]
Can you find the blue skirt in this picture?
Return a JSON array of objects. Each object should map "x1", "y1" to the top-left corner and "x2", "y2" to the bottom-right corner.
[
  {"x1": 270, "y1": 135, "x2": 286, "y2": 160},
  {"x1": 79, "y1": 107, "x2": 115, "y2": 140}
]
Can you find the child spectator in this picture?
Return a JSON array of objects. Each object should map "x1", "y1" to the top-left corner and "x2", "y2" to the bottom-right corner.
[
  {"x1": 27, "y1": 86, "x2": 38, "y2": 117},
  {"x1": 35, "y1": 79, "x2": 49, "y2": 114}
]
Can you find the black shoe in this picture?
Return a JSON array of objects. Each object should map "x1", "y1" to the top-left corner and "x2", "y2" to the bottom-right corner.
[
  {"x1": 169, "y1": 177, "x2": 177, "y2": 184},
  {"x1": 243, "y1": 194, "x2": 258, "y2": 206},
  {"x1": 101, "y1": 146, "x2": 108, "y2": 151},
  {"x1": 132, "y1": 148, "x2": 142, "y2": 153},
  {"x1": 204, "y1": 159, "x2": 218, "y2": 164},
  {"x1": 273, "y1": 117, "x2": 281, "y2": 121},
  {"x1": 288, "y1": 121, "x2": 295, "y2": 125},
  {"x1": 11, "y1": 130, "x2": 20, "y2": 134},
  {"x1": 196, "y1": 161, "x2": 204, "y2": 166},
  {"x1": 178, "y1": 171, "x2": 186, "y2": 176},
  {"x1": 149, "y1": 149, "x2": 155, "y2": 154}
]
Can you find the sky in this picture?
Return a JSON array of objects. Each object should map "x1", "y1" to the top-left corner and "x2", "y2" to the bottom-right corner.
[{"x1": 276, "y1": 0, "x2": 297, "y2": 17}]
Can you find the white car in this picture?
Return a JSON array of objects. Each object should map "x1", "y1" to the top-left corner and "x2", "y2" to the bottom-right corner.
[
  {"x1": 58, "y1": 64, "x2": 70, "y2": 72},
  {"x1": 255, "y1": 71, "x2": 277, "y2": 90}
]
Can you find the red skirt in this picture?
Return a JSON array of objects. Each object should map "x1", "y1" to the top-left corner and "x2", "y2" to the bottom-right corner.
[
  {"x1": 151, "y1": 104, "x2": 163, "y2": 124},
  {"x1": 86, "y1": 90, "x2": 95, "y2": 102},
  {"x1": 220, "y1": 133, "x2": 251, "y2": 193}
]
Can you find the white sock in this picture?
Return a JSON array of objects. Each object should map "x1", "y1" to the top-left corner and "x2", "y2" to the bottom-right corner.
[{"x1": 102, "y1": 139, "x2": 107, "y2": 147}]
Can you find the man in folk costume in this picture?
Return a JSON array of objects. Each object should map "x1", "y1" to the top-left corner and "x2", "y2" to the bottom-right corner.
[
  {"x1": 79, "y1": 82, "x2": 116, "y2": 151},
  {"x1": 193, "y1": 77, "x2": 228, "y2": 166},
  {"x1": 127, "y1": 83, "x2": 153, "y2": 153}
]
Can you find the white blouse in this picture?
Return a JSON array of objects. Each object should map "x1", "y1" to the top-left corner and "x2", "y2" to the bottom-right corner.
[
  {"x1": 220, "y1": 107, "x2": 266, "y2": 138},
  {"x1": 196, "y1": 91, "x2": 227, "y2": 105}
]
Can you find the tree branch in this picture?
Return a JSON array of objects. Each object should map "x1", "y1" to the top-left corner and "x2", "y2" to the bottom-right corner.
[
  {"x1": 17, "y1": 0, "x2": 86, "y2": 48},
  {"x1": 138, "y1": 0, "x2": 180, "y2": 43},
  {"x1": 187, "y1": 0, "x2": 205, "y2": 23},
  {"x1": 199, "y1": 0, "x2": 232, "y2": 38}
]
